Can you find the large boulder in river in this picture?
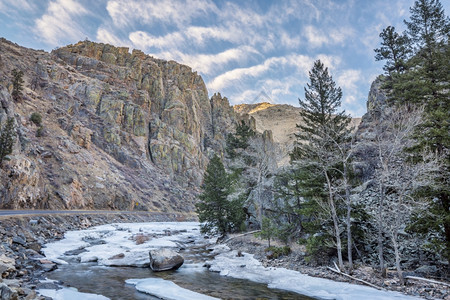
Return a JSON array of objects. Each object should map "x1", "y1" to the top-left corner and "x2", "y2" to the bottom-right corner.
[{"x1": 149, "y1": 249, "x2": 184, "y2": 271}]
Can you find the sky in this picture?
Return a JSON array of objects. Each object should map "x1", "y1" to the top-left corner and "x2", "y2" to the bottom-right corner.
[{"x1": 1, "y1": 0, "x2": 448, "y2": 117}]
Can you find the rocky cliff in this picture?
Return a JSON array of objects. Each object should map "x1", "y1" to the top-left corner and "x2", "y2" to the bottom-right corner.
[
  {"x1": 0, "y1": 39, "x2": 235, "y2": 211},
  {"x1": 234, "y1": 102, "x2": 361, "y2": 165}
]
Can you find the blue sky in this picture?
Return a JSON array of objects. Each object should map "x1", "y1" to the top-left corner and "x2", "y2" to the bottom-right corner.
[{"x1": 1, "y1": 0, "x2": 448, "y2": 117}]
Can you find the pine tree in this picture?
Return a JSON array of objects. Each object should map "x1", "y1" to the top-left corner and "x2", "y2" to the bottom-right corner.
[
  {"x1": 195, "y1": 154, "x2": 244, "y2": 235},
  {"x1": 0, "y1": 117, "x2": 15, "y2": 165},
  {"x1": 226, "y1": 120, "x2": 255, "y2": 158},
  {"x1": 404, "y1": 0, "x2": 450, "y2": 268},
  {"x1": 291, "y1": 60, "x2": 352, "y2": 271},
  {"x1": 375, "y1": 26, "x2": 411, "y2": 75}
]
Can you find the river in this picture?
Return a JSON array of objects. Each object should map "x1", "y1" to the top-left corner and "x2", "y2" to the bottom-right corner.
[{"x1": 40, "y1": 222, "x2": 420, "y2": 300}]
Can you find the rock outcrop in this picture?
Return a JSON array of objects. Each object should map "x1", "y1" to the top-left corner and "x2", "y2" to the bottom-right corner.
[{"x1": 0, "y1": 38, "x2": 235, "y2": 211}]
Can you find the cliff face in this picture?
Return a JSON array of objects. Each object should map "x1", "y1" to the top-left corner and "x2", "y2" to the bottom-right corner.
[
  {"x1": 234, "y1": 102, "x2": 361, "y2": 165},
  {"x1": 0, "y1": 39, "x2": 235, "y2": 211}
]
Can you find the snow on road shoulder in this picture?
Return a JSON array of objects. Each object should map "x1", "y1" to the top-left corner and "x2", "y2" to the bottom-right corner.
[
  {"x1": 126, "y1": 278, "x2": 219, "y2": 300},
  {"x1": 207, "y1": 248, "x2": 422, "y2": 300}
]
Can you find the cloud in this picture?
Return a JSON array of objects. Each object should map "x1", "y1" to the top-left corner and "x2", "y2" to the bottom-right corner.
[
  {"x1": 180, "y1": 46, "x2": 260, "y2": 75},
  {"x1": 303, "y1": 26, "x2": 328, "y2": 48},
  {"x1": 129, "y1": 31, "x2": 184, "y2": 50},
  {"x1": 34, "y1": 0, "x2": 88, "y2": 45},
  {"x1": 0, "y1": 0, "x2": 35, "y2": 13},
  {"x1": 303, "y1": 25, "x2": 354, "y2": 48},
  {"x1": 208, "y1": 53, "x2": 341, "y2": 92},
  {"x1": 336, "y1": 69, "x2": 361, "y2": 90},
  {"x1": 207, "y1": 56, "x2": 289, "y2": 91},
  {"x1": 185, "y1": 26, "x2": 241, "y2": 45},
  {"x1": 96, "y1": 28, "x2": 130, "y2": 48},
  {"x1": 106, "y1": 0, "x2": 217, "y2": 28},
  {"x1": 280, "y1": 32, "x2": 301, "y2": 48}
]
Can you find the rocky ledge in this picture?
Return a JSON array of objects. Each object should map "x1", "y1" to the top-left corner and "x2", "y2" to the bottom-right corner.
[{"x1": 0, "y1": 212, "x2": 195, "y2": 299}]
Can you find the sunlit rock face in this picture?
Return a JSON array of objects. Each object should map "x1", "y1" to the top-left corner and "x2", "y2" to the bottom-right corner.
[{"x1": 0, "y1": 39, "x2": 235, "y2": 211}]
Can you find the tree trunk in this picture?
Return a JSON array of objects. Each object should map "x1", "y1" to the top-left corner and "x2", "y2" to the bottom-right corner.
[
  {"x1": 344, "y1": 163, "x2": 353, "y2": 272},
  {"x1": 326, "y1": 171, "x2": 344, "y2": 271},
  {"x1": 377, "y1": 182, "x2": 386, "y2": 277},
  {"x1": 392, "y1": 231, "x2": 404, "y2": 285},
  {"x1": 257, "y1": 169, "x2": 263, "y2": 227}
]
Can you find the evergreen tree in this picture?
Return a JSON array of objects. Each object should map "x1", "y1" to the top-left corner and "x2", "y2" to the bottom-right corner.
[
  {"x1": 291, "y1": 60, "x2": 352, "y2": 270},
  {"x1": 256, "y1": 217, "x2": 277, "y2": 247},
  {"x1": 374, "y1": 0, "x2": 450, "y2": 268},
  {"x1": 196, "y1": 154, "x2": 244, "y2": 235},
  {"x1": 404, "y1": 0, "x2": 450, "y2": 267},
  {"x1": 0, "y1": 117, "x2": 15, "y2": 165},
  {"x1": 11, "y1": 69, "x2": 24, "y2": 101},
  {"x1": 226, "y1": 120, "x2": 255, "y2": 158},
  {"x1": 375, "y1": 26, "x2": 411, "y2": 75}
]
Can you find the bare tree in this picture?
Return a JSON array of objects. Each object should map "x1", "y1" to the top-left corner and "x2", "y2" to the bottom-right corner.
[
  {"x1": 372, "y1": 105, "x2": 441, "y2": 283},
  {"x1": 246, "y1": 132, "x2": 278, "y2": 226}
]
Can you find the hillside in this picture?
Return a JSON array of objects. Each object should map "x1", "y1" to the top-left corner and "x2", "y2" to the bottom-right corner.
[
  {"x1": 234, "y1": 102, "x2": 361, "y2": 165},
  {"x1": 0, "y1": 39, "x2": 235, "y2": 211}
]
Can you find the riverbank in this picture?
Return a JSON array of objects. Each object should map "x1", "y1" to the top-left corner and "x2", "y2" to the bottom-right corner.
[
  {"x1": 223, "y1": 233, "x2": 449, "y2": 300},
  {"x1": 0, "y1": 212, "x2": 196, "y2": 299}
]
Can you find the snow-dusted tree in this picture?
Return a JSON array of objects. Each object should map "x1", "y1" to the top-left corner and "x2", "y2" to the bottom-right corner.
[{"x1": 372, "y1": 105, "x2": 441, "y2": 283}]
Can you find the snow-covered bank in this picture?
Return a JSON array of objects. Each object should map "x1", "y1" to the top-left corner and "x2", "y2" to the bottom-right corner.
[{"x1": 207, "y1": 246, "x2": 421, "y2": 300}]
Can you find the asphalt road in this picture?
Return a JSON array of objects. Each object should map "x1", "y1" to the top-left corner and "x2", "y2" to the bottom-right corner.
[{"x1": 0, "y1": 210, "x2": 151, "y2": 216}]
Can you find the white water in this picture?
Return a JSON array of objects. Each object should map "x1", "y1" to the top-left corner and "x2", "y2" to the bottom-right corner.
[{"x1": 40, "y1": 222, "x2": 421, "y2": 300}]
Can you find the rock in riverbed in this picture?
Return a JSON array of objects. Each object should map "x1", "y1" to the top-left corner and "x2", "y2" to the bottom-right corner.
[{"x1": 149, "y1": 249, "x2": 184, "y2": 271}]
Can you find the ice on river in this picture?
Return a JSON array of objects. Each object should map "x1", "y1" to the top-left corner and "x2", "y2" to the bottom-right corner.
[
  {"x1": 126, "y1": 278, "x2": 219, "y2": 300},
  {"x1": 38, "y1": 287, "x2": 110, "y2": 300},
  {"x1": 43, "y1": 222, "x2": 422, "y2": 300},
  {"x1": 43, "y1": 222, "x2": 201, "y2": 267}
]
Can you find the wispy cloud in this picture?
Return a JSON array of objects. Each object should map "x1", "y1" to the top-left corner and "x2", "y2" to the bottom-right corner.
[
  {"x1": 0, "y1": 0, "x2": 35, "y2": 13},
  {"x1": 34, "y1": 0, "x2": 88, "y2": 45},
  {"x1": 336, "y1": 69, "x2": 361, "y2": 90},
  {"x1": 208, "y1": 52, "x2": 343, "y2": 93},
  {"x1": 96, "y1": 27, "x2": 130, "y2": 48},
  {"x1": 129, "y1": 31, "x2": 184, "y2": 50},
  {"x1": 106, "y1": 0, "x2": 217, "y2": 28},
  {"x1": 180, "y1": 46, "x2": 260, "y2": 75},
  {"x1": 208, "y1": 56, "x2": 289, "y2": 91}
]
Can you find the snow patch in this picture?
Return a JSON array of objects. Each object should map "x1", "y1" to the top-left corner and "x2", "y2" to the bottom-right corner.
[
  {"x1": 38, "y1": 287, "x2": 110, "y2": 300},
  {"x1": 126, "y1": 278, "x2": 219, "y2": 300}
]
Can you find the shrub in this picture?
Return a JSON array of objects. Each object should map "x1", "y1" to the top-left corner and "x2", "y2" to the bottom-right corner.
[
  {"x1": 265, "y1": 246, "x2": 291, "y2": 259},
  {"x1": 30, "y1": 112, "x2": 42, "y2": 126},
  {"x1": 0, "y1": 117, "x2": 15, "y2": 165},
  {"x1": 36, "y1": 126, "x2": 44, "y2": 137}
]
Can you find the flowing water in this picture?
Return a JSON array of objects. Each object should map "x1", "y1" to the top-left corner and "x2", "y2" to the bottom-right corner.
[{"x1": 47, "y1": 242, "x2": 314, "y2": 299}]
